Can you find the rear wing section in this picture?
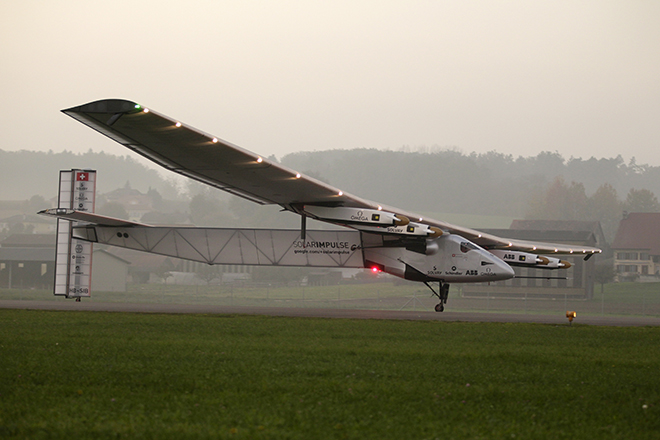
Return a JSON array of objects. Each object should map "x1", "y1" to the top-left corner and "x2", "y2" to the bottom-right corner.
[{"x1": 52, "y1": 170, "x2": 96, "y2": 299}]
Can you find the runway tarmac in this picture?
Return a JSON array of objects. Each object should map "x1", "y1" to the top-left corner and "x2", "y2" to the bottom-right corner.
[{"x1": 2, "y1": 299, "x2": 659, "y2": 327}]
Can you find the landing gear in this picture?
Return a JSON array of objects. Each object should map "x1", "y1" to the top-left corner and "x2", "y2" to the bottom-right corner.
[{"x1": 425, "y1": 281, "x2": 450, "y2": 312}]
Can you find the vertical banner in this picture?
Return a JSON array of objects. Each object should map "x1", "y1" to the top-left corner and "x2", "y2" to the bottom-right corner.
[{"x1": 53, "y1": 170, "x2": 96, "y2": 298}]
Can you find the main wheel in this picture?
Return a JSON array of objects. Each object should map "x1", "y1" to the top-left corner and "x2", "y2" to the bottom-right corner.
[{"x1": 434, "y1": 303, "x2": 444, "y2": 312}]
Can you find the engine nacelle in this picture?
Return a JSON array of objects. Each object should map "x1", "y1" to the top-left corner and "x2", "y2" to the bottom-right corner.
[
  {"x1": 358, "y1": 222, "x2": 443, "y2": 238},
  {"x1": 489, "y1": 249, "x2": 571, "y2": 269},
  {"x1": 303, "y1": 205, "x2": 408, "y2": 227}
]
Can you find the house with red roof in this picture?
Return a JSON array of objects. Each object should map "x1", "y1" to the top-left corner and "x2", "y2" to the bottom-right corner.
[
  {"x1": 612, "y1": 212, "x2": 660, "y2": 281},
  {"x1": 99, "y1": 187, "x2": 154, "y2": 222}
]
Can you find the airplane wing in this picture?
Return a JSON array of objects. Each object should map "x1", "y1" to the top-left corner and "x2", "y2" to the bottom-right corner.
[
  {"x1": 62, "y1": 100, "x2": 376, "y2": 209},
  {"x1": 62, "y1": 99, "x2": 601, "y2": 258}
]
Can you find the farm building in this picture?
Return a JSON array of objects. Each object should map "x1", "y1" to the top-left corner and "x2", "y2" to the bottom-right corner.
[{"x1": 612, "y1": 212, "x2": 660, "y2": 281}]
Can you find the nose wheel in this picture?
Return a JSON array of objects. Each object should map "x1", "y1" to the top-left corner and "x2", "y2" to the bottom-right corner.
[{"x1": 425, "y1": 281, "x2": 450, "y2": 312}]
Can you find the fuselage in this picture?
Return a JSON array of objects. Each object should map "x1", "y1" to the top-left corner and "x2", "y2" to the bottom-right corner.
[{"x1": 363, "y1": 234, "x2": 515, "y2": 283}]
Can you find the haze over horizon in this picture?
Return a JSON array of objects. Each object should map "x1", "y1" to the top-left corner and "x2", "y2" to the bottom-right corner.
[{"x1": 2, "y1": 1, "x2": 659, "y2": 167}]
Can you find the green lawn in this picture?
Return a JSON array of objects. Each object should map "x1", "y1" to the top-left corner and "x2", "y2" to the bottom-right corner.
[{"x1": 1, "y1": 309, "x2": 659, "y2": 439}]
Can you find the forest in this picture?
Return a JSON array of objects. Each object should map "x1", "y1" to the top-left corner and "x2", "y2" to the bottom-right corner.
[{"x1": 1, "y1": 148, "x2": 659, "y2": 243}]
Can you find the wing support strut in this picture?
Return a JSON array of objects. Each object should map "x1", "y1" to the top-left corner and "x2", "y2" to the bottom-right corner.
[{"x1": 301, "y1": 214, "x2": 307, "y2": 241}]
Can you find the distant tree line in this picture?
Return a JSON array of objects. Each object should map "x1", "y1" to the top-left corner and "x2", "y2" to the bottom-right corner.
[
  {"x1": 525, "y1": 177, "x2": 659, "y2": 242},
  {"x1": 3, "y1": 148, "x2": 660, "y2": 245},
  {"x1": 281, "y1": 149, "x2": 660, "y2": 218},
  {"x1": 0, "y1": 149, "x2": 180, "y2": 200}
]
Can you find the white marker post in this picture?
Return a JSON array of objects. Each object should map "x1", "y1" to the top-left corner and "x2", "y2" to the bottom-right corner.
[{"x1": 53, "y1": 169, "x2": 96, "y2": 299}]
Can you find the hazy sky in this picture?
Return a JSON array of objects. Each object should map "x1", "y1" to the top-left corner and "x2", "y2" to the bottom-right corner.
[{"x1": 2, "y1": 1, "x2": 659, "y2": 168}]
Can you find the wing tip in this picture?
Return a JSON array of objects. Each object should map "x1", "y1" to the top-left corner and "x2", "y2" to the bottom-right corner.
[{"x1": 61, "y1": 99, "x2": 141, "y2": 115}]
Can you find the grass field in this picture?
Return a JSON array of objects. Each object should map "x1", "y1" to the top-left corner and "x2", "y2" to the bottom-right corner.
[{"x1": 1, "y1": 309, "x2": 659, "y2": 439}]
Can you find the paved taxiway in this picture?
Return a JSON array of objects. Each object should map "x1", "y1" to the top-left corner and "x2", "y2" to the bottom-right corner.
[{"x1": 1, "y1": 300, "x2": 659, "y2": 327}]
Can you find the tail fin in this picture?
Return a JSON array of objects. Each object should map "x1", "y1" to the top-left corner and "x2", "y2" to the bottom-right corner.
[{"x1": 53, "y1": 170, "x2": 96, "y2": 299}]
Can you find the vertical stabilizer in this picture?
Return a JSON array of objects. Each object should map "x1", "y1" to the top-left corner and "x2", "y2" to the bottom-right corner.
[{"x1": 53, "y1": 170, "x2": 96, "y2": 299}]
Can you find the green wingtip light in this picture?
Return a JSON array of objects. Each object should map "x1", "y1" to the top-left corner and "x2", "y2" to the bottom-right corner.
[{"x1": 134, "y1": 104, "x2": 141, "y2": 109}]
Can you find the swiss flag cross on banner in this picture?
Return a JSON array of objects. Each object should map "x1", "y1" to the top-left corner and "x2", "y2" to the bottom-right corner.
[{"x1": 76, "y1": 172, "x2": 89, "y2": 181}]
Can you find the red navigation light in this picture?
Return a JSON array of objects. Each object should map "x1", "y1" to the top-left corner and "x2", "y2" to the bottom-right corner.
[{"x1": 371, "y1": 266, "x2": 380, "y2": 273}]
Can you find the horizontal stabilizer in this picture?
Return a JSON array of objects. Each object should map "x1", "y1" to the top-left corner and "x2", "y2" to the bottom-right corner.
[{"x1": 39, "y1": 208, "x2": 148, "y2": 228}]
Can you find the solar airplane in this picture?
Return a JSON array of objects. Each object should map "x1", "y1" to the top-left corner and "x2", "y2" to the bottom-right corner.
[{"x1": 40, "y1": 99, "x2": 602, "y2": 311}]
